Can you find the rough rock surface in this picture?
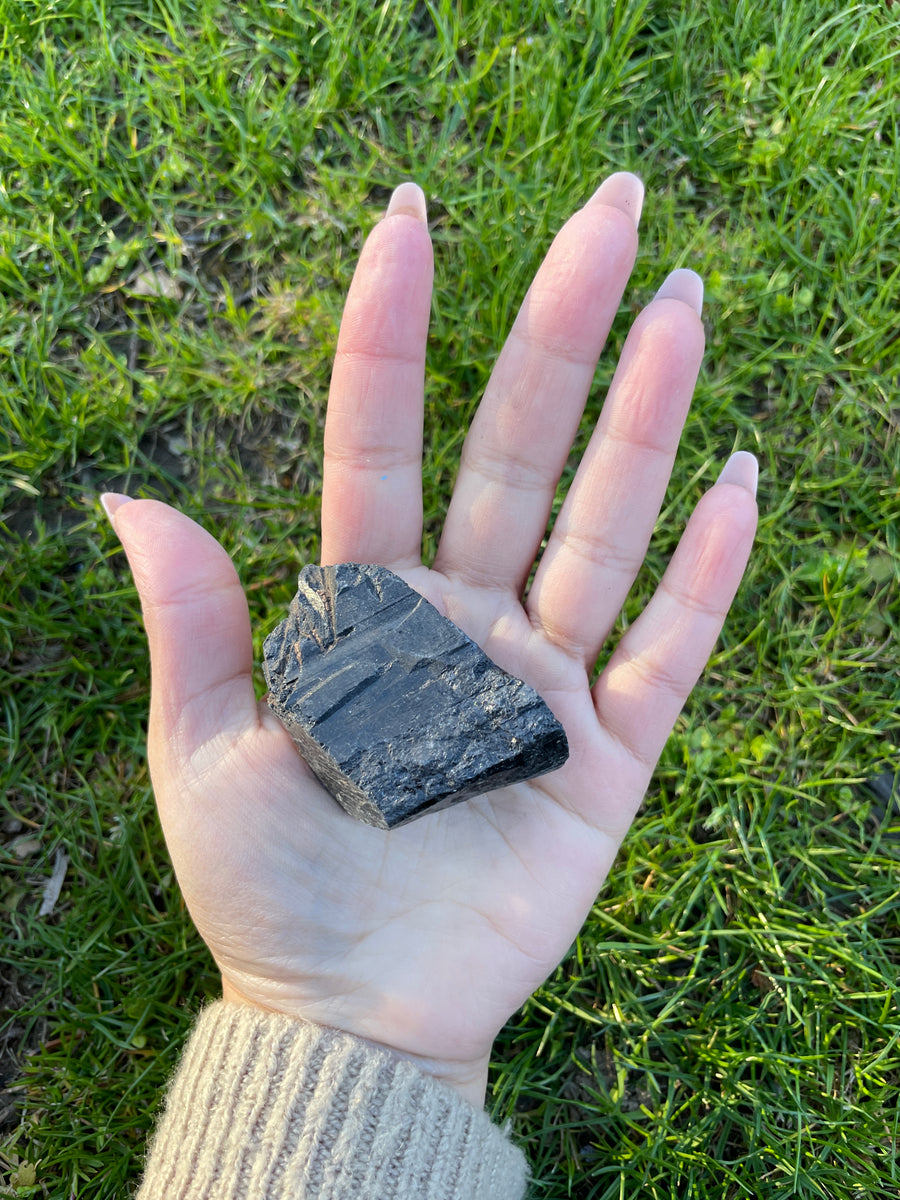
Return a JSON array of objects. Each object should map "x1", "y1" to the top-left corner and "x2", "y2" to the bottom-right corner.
[{"x1": 263, "y1": 563, "x2": 569, "y2": 828}]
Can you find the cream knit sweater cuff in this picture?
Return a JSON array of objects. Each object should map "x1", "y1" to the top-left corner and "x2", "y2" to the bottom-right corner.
[{"x1": 136, "y1": 1001, "x2": 528, "y2": 1199}]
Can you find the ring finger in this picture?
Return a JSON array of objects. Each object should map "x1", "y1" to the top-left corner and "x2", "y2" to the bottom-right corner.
[{"x1": 526, "y1": 270, "x2": 706, "y2": 668}]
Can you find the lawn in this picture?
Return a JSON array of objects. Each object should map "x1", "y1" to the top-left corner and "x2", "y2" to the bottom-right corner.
[{"x1": 2, "y1": 0, "x2": 899, "y2": 1196}]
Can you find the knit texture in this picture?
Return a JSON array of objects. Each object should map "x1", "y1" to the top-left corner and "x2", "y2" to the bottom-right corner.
[{"x1": 135, "y1": 1002, "x2": 528, "y2": 1199}]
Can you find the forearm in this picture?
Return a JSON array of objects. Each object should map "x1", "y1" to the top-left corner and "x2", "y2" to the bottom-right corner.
[{"x1": 136, "y1": 1002, "x2": 528, "y2": 1200}]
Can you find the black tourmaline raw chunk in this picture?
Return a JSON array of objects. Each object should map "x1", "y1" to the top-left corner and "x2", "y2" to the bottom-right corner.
[{"x1": 262, "y1": 564, "x2": 569, "y2": 829}]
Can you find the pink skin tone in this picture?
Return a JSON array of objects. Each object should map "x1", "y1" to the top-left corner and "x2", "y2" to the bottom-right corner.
[{"x1": 103, "y1": 174, "x2": 758, "y2": 1109}]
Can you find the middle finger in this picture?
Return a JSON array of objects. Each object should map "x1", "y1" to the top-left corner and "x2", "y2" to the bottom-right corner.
[{"x1": 432, "y1": 172, "x2": 643, "y2": 595}]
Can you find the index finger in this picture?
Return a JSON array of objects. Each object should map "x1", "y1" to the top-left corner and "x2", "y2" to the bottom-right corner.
[{"x1": 321, "y1": 183, "x2": 434, "y2": 569}]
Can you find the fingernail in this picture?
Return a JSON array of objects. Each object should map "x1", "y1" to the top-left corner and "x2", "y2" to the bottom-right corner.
[
  {"x1": 716, "y1": 451, "x2": 758, "y2": 498},
  {"x1": 386, "y1": 181, "x2": 427, "y2": 224},
  {"x1": 654, "y1": 268, "x2": 704, "y2": 315},
  {"x1": 588, "y1": 172, "x2": 644, "y2": 228},
  {"x1": 100, "y1": 492, "x2": 133, "y2": 524}
]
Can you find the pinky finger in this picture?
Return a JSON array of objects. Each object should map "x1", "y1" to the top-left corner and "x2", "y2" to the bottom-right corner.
[{"x1": 592, "y1": 452, "x2": 758, "y2": 772}]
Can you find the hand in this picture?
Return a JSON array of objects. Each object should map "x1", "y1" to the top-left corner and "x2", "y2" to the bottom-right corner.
[{"x1": 105, "y1": 174, "x2": 757, "y2": 1108}]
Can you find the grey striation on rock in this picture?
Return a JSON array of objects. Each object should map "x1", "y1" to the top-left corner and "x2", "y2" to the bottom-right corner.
[{"x1": 262, "y1": 563, "x2": 570, "y2": 829}]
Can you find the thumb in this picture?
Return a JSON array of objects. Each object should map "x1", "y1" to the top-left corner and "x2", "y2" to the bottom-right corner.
[{"x1": 103, "y1": 495, "x2": 259, "y2": 769}]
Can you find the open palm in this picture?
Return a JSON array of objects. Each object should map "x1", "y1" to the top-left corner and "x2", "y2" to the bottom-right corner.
[{"x1": 108, "y1": 175, "x2": 757, "y2": 1107}]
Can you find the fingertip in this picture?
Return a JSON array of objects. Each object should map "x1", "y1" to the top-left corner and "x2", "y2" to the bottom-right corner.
[
  {"x1": 385, "y1": 181, "x2": 428, "y2": 224},
  {"x1": 587, "y1": 172, "x2": 645, "y2": 228},
  {"x1": 100, "y1": 491, "x2": 133, "y2": 527},
  {"x1": 109, "y1": 498, "x2": 257, "y2": 755},
  {"x1": 653, "y1": 268, "x2": 704, "y2": 316},
  {"x1": 104, "y1": 497, "x2": 241, "y2": 602},
  {"x1": 692, "y1": 464, "x2": 760, "y2": 577},
  {"x1": 716, "y1": 450, "x2": 759, "y2": 499}
]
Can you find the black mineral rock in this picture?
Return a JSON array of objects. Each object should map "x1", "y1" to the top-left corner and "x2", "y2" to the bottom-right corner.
[{"x1": 263, "y1": 563, "x2": 569, "y2": 828}]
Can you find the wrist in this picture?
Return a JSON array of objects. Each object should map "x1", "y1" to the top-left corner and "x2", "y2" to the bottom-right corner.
[{"x1": 221, "y1": 976, "x2": 490, "y2": 1108}]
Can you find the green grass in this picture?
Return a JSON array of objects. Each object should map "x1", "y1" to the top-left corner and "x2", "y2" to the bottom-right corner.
[{"x1": 2, "y1": 0, "x2": 899, "y2": 1195}]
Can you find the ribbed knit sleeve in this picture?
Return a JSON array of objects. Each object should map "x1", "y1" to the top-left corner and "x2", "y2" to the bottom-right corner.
[{"x1": 135, "y1": 1002, "x2": 528, "y2": 1199}]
